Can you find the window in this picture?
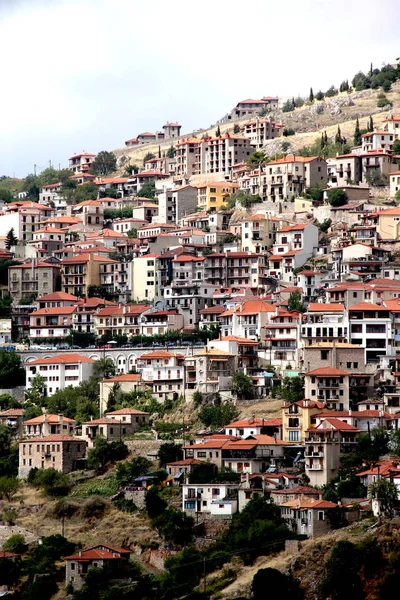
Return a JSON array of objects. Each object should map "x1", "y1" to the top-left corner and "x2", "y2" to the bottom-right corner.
[
  {"x1": 318, "y1": 511, "x2": 324, "y2": 521},
  {"x1": 289, "y1": 431, "x2": 299, "y2": 441},
  {"x1": 321, "y1": 350, "x2": 329, "y2": 360}
]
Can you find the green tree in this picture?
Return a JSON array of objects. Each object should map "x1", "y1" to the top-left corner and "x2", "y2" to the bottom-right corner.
[
  {"x1": 90, "y1": 151, "x2": 117, "y2": 176},
  {"x1": 145, "y1": 488, "x2": 167, "y2": 519},
  {"x1": 288, "y1": 290, "x2": 304, "y2": 312},
  {"x1": 325, "y1": 85, "x2": 338, "y2": 97},
  {"x1": 3, "y1": 533, "x2": 27, "y2": 554},
  {"x1": 198, "y1": 402, "x2": 239, "y2": 429},
  {"x1": 124, "y1": 163, "x2": 139, "y2": 176},
  {"x1": 315, "y1": 90, "x2": 324, "y2": 100},
  {"x1": 0, "y1": 294, "x2": 13, "y2": 318},
  {"x1": 247, "y1": 150, "x2": 268, "y2": 171},
  {"x1": 377, "y1": 93, "x2": 391, "y2": 108},
  {"x1": 0, "y1": 350, "x2": 25, "y2": 387},
  {"x1": 0, "y1": 189, "x2": 14, "y2": 203},
  {"x1": 158, "y1": 442, "x2": 182, "y2": 467},
  {"x1": 126, "y1": 228, "x2": 137, "y2": 238},
  {"x1": 393, "y1": 139, "x2": 400, "y2": 155},
  {"x1": 138, "y1": 181, "x2": 156, "y2": 199},
  {"x1": 28, "y1": 467, "x2": 71, "y2": 496},
  {"x1": 152, "y1": 507, "x2": 194, "y2": 547},
  {"x1": 327, "y1": 188, "x2": 348, "y2": 207},
  {"x1": 370, "y1": 477, "x2": 398, "y2": 518},
  {"x1": 87, "y1": 437, "x2": 128, "y2": 473},
  {"x1": 116, "y1": 456, "x2": 152, "y2": 485},
  {"x1": 25, "y1": 373, "x2": 47, "y2": 404},
  {"x1": 143, "y1": 152, "x2": 156, "y2": 163},
  {"x1": 188, "y1": 462, "x2": 217, "y2": 483},
  {"x1": 232, "y1": 372, "x2": 254, "y2": 400},
  {"x1": 320, "y1": 540, "x2": 364, "y2": 600},
  {"x1": 93, "y1": 357, "x2": 116, "y2": 380},
  {"x1": 368, "y1": 115, "x2": 374, "y2": 132},
  {"x1": 215, "y1": 125, "x2": 221, "y2": 137},
  {"x1": 166, "y1": 146, "x2": 175, "y2": 158},
  {"x1": 335, "y1": 125, "x2": 342, "y2": 145},
  {"x1": 281, "y1": 376, "x2": 304, "y2": 403},
  {"x1": 354, "y1": 118, "x2": 361, "y2": 146},
  {"x1": 74, "y1": 182, "x2": 98, "y2": 202},
  {"x1": 319, "y1": 218, "x2": 332, "y2": 233},
  {"x1": 5, "y1": 227, "x2": 18, "y2": 250},
  {"x1": 0, "y1": 476, "x2": 19, "y2": 501},
  {"x1": 309, "y1": 87, "x2": 314, "y2": 102}
]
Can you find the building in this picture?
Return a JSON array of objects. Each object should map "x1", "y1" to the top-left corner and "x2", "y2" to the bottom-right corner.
[
  {"x1": 166, "y1": 458, "x2": 201, "y2": 481},
  {"x1": 0, "y1": 201, "x2": 54, "y2": 242},
  {"x1": 65, "y1": 545, "x2": 131, "y2": 590},
  {"x1": 267, "y1": 223, "x2": 319, "y2": 283},
  {"x1": 94, "y1": 304, "x2": 151, "y2": 339},
  {"x1": 389, "y1": 170, "x2": 400, "y2": 198},
  {"x1": 61, "y1": 254, "x2": 117, "y2": 298},
  {"x1": 241, "y1": 117, "x2": 283, "y2": 148},
  {"x1": 162, "y1": 122, "x2": 182, "y2": 139},
  {"x1": 81, "y1": 417, "x2": 129, "y2": 448},
  {"x1": 72, "y1": 200, "x2": 104, "y2": 227},
  {"x1": 182, "y1": 482, "x2": 239, "y2": 516},
  {"x1": 348, "y1": 302, "x2": 392, "y2": 363},
  {"x1": 191, "y1": 347, "x2": 236, "y2": 394},
  {"x1": 302, "y1": 303, "x2": 347, "y2": 346},
  {"x1": 26, "y1": 353, "x2": 95, "y2": 396},
  {"x1": 280, "y1": 498, "x2": 339, "y2": 537},
  {"x1": 136, "y1": 349, "x2": 185, "y2": 400},
  {"x1": 305, "y1": 418, "x2": 359, "y2": 485},
  {"x1": 68, "y1": 152, "x2": 96, "y2": 174},
  {"x1": 174, "y1": 138, "x2": 202, "y2": 178},
  {"x1": 241, "y1": 214, "x2": 280, "y2": 254},
  {"x1": 281, "y1": 399, "x2": 325, "y2": 443},
  {"x1": 0, "y1": 408, "x2": 25, "y2": 437},
  {"x1": 99, "y1": 374, "x2": 146, "y2": 415},
  {"x1": 140, "y1": 310, "x2": 184, "y2": 336},
  {"x1": 196, "y1": 182, "x2": 238, "y2": 212},
  {"x1": 18, "y1": 435, "x2": 87, "y2": 479},
  {"x1": 0, "y1": 318, "x2": 12, "y2": 343},
  {"x1": 24, "y1": 413, "x2": 76, "y2": 437},
  {"x1": 29, "y1": 305, "x2": 76, "y2": 339},
  {"x1": 8, "y1": 260, "x2": 61, "y2": 303},
  {"x1": 156, "y1": 185, "x2": 198, "y2": 224},
  {"x1": 131, "y1": 254, "x2": 159, "y2": 302},
  {"x1": 219, "y1": 299, "x2": 276, "y2": 340},
  {"x1": 305, "y1": 367, "x2": 351, "y2": 411},
  {"x1": 231, "y1": 97, "x2": 279, "y2": 119},
  {"x1": 200, "y1": 134, "x2": 253, "y2": 177}
]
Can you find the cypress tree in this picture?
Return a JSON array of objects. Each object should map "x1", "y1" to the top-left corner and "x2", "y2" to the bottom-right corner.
[
  {"x1": 368, "y1": 115, "x2": 374, "y2": 132},
  {"x1": 309, "y1": 87, "x2": 314, "y2": 102},
  {"x1": 5, "y1": 228, "x2": 18, "y2": 250},
  {"x1": 335, "y1": 126, "x2": 341, "y2": 145},
  {"x1": 354, "y1": 118, "x2": 361, "y2": 146},
  {"x1": 158, "y1": 145, "x2": 161, "y2": 159},
  {"x1": 215, "y1": 125, "x2": 221, "y2": 137},
  {"x1": 325, "y1": 131, "x2": 328, "y2": 144}
]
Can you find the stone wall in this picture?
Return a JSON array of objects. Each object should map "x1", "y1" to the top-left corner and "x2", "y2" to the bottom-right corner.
[
  {"x1": 124, "y1": 489, "x2": 146, "y2": 509},
  {"x1": 0, "y1": 387, "x2": 25, "y2": 402}
]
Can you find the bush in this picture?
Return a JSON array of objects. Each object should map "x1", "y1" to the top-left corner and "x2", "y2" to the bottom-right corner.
[
  {"x1": 52, "y1": 499, "x2": 80, "y2": 519},
  {"x1": 377, "y1": 92, "x2": 392, "y2": 108},
  {"x1": 81, "y1": 496, "x2": 108, "y2": 519},
  {"x1": 0, "y1": 475, "x2": 19, "y2": 500},
  {"x1": 3, "y1": 533, "x2": 27, "y2": 554},
  {"x1": 327, "y1": 188, "x2": 348, "y2": 207},
  {"x1": 283, "y1": 128, "x2": 296, "y2": 136},
  {"x1": 116, "y1": 456, "x2": 152, "y2": 485},
  {"x1": 28, "y1": 468, "x2": 71, "y2": 496}
]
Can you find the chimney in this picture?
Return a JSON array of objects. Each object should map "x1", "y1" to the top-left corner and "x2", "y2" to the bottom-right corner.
[
  {"x1": 79, "y1": 551, "x2": 82, "y2": 557},
  {"x1": 349, "y1": 409, "x2": 352, "y2": 416},
  {"x1": 304, "y1": 399, "x2": 310, "y2": 408}
]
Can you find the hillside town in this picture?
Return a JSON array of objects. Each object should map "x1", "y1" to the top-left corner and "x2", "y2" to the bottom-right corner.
[{"x1": 3, "y1": 45, "x2": 400, "y2": 599}]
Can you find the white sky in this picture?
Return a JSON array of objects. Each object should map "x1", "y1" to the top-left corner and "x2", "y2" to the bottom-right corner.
[{"x1": 0, "y1": 0, "x2": 399, "y2": 176}]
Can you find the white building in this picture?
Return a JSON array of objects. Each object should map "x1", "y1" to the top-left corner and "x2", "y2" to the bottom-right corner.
[
  {"x1": 267, "y1": 223, "x2": 319, "y2": 284},
  {"x1": 182, "y1": 482, "x2": 239, "y2": 516},
  {"x1": 26, "y1": 353, "x2": 95, "y2": 396}
]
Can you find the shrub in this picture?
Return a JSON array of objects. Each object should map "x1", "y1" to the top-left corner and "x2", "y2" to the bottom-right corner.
[
  {"x1": 377, "y1": 92, "x2": 392, "y2": 108},
  {"x1": 52, "y1": 499, "x2": 80, "y2": 519},
  {"x1": 283, "y1": 128, "x2": 296, "y2": 136},
  {"x1": 28, "y1": 468, "x2": 71, "y2": 496},
  {"x1": 327, "y1": 188, "x2": 348, "y2": 207},
  {"x1": 81, "y1": 496, "x2": 108, "y2": 519}
]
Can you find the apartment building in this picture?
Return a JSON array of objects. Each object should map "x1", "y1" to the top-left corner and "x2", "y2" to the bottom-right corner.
[
  {"x1": 302, "y1": 303, "x2": 347, "y2": 346},
  {"x1": 191, "y1": 347, "x2": 236, "y2": 394},
  {"x1": 0, "y1": 201, "x2": 54, "y2": 241},
  {"x1": 164, "y1": 282, "x2": 216, "y2": 329},
  {"x1": 296, "y1": 270, "x2": 325, "y2": 304},
  {"x1": 331, "y1": 243, "x2": 388, "y2": 281},
  {"x1": 305, "y1": 366, "x2": 351, "y2": 411},
  {"x1": 182, "y1": 482, "x2": 238, "y2": 516},
  {"x1": 61, "y1": 254, "x2": 117, "y2": 297},
  {"x1": 136, "y1": 350, "x2": 185, "y2": 400},
  {"x1": 219, "y1": 299, "x2": 276, "y2": 340},
  {"x1": 348, "y1": 302, "x2": 392, "y2": 363},
  {"x1": 267, "y1": 223, "x2": 319, "y2": 283},
  {"x1": 68, "y1": 152, "x2": 96, "y2": 174},
  {"x1": 29, "y1": 305, "x2": 76, "y2": 339},
  {"x1": 327, "y1": 153, "x2": 362, "y2": 186},
  {"x1": 94, "y1": 304, "x2": 151, "y2": 338},
  {"x1": 305, "y1": 418, "x2": 359, "y2": 486},
  {"x1": 73, "y1": 297, "x2": 117, "y2": 334},
  {"x1": 156, "y1": 185, "x2": 198, "y2": 224},
  {"x1": 31, "y1": 226, "x2": 66, "y2": 256},
  {"x1": 362, "y1": 130, "x2": 395, "y2": 152},
  {"x1": 72, "y1": 200, "x2": 104, "y2": 227},
  {"x1": 267, "y1": 309, "x2": 301, "y2": 368},
  {"x1": 8, "y1": 260, "x2": 61, "y2": 302},
  {"x1": 174, "y1": 138, "x2": 201, "y2": 177},
  {"x1": 360, "y1": 149, "x2": 398, "y2": 183},
  {"x1": 241, "y1": 214, "x2": 281, "y2": 253},
  {"x1": 131, "y1": 253, "x2": 159, "y2": 302},
  {"x1": 140, "y1": 310, "x2": 183, "y2": 336},
  {"x1": 196, "y1": 181, "x2": 238, "y2": 212},
  {"x1": 39, "y1": 182, "x2": 64, "y2": 208},
  {"x1": 231, "y1": 97, "x2": 279, "y2": 119},
  {"x1": 26, "y1": 353, "x2": 95, "y2": 395},
  {"x1": 200, "y1": 134, "x2": 252, "y2": 177},
  {"x1": 241, "y1": 117, "x2": 283, "y2": 148},
  {"x1": 282, "y1": 399, "x2": 325, "y2": 443},
  {"x1": 19, "y1": 435, "x2": 87, "y2": 479}
]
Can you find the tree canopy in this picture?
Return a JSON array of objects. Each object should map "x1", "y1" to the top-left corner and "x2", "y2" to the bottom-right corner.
[{"x1": 89, "y1": 151, "x2": 117, "y2": 176}]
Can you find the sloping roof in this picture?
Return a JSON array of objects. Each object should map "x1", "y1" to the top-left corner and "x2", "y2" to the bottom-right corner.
[
  {"x1": 316, "y1": 418, "x2": 359, "y2": 432},
  {"x1": 27, "y1": 354, "x2": 95, "y2": 366},
  {"x1": 307, "y1": 303, "x2": 344, "y2": 312},
  {"x1": 281, "y1": 498, "x2": 337, "y2": 509},
  {"x1": 306, "y1": 367, "x2": 349, "y2": 377},
  {"x1": 105, "y1": 407, "x2": 149, "y2": 416},
  {"x1": 30, "y1": 306, "x2": 76, "y2": 316},
  {"x1": 37, "y1": 292, "x2": 79, "y2": 302},
  {"x1": 348, "y1": 302, "x2": 389, "y2": 311},
  {"x1": 0, "y1": 408, "x2": 25, "y2": 417},
  {"x1": 225, "y1": 417, "x2": 270, "y2": 428},
  {"x1": 139, "y1": 350, "x2": 183, "y2": 360},
  {"x1": 166, "y1": 458, "x2": 202, "y2": 466},
  {"x1": 103, "y1": 374, "x2": 142, "y2": 384},
  {"x1": 24, "y1": 414, "x2": 75, "y2": 425}
]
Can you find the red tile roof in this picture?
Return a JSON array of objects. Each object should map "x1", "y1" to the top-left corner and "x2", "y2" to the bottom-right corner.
[
  {"x1": 27, "y1": 354, "x2": 95, "y2": 366},
  {"x1": 106, "y1": 407, "x2": 148, "y2": 416},
  {"x1": 0, "y1": 408, "x2": 25, "y2": 417},
  {"x1": 24, "y1": 414, "x2": 75, "y2": 425},
  {"x1": 349, "y1": 302, "x2": 390, "y2": 311},
  {"x1": 103, "y1": 374, "x2": 142, "y2": 384},
  {"x1": 308, "y1": 303, "x2": 344, "y2": 312},
  {"x1": 166, "y1": 458, "x2": 202, "y2": 466},
  {"x1": 306, "y1": 367, "x2": 348, "y2": 377}
]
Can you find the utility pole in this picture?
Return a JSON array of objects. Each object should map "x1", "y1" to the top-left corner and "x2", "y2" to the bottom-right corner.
[
  {"x1": 49, "y1": 160, "x2": 52, "y2": 169},
  {"x1": 34, "y1": 164, "x2": 37, "y2": 176}
]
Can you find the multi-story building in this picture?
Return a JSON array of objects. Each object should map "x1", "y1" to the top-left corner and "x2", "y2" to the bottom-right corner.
[
  {"x1": 182, "y1": 481, "x2": 239, "y2": 516},
  {"x1": 200, "y1": 134, "x2": 252, "y2": 177},
  {"x1": 65, "y1": 545, "x2": 130, "y2": 591},
  {"x1": 305, "y1": 418, "x2": 359, "y2": 485},
  {"x1": 72, "y1": 297, "x2": 117, "y2": 334},
  {"x1": 326, "y1": 153, "x2": 362, "y2": 186},
  {"x1": 29, "y1": 305, "x2": 76, "y2": 339},
  {"x1": 219, "y1": 299, "x2": 276, "y2": 340},
  {"x1": 191, "y1": 347, "x2": 236, "y2": 394},
  {"x1": 94, "y1": 303, "x2": 150, "y2": 340},
  {"x1": 39, "y1": 182, "x2": 63, "y2": 207},
  {"x1": 72, "y1": 200, "x2": 104, "y2": 227},
  {"x1": 267, "y1": 309, "x2": 301, "y2": 368},
  {"x1": 81, "y1": 411, "x2": 147, "y2": 448},
  {"x1": 0, "y1": 201, "x2": 54, "y2": 242},
  {"x1": 11, "y1": 303, "x2": 37, "y2": 340},
  {"x1": 132, "y1": 253, "x2": 159, "y2": 302},
  {"x1": 18, "y1": 435, "x2": 87, "y2": 479},
  {"x1": 24, "y1": 414, "x2": 76, "y2": 437},
  {"x1": 231, "y1": 97, "x2": 279, "y2": 119},
  {"x1": 26, "y1": 353, "x2": 95, "y2": 395},
  {"x1": 8, "y1": 259, "x2": 61, "y2": 302},
  {"x1": 280, "y1": 497, "x2": 339, "y2": 538},
  {"x1": 162, "y1": 121, "x2": 182, "y2": 139},
  {"x1": 174, "y1": 138, "x2": 201, "y2": 178},
  {"x1": 302, "y1": 303, "x2": 347, "y2": 346},
  {"x1": 196, "y1": 182, "x2": 238, "y2": 212},
  {"x1": 140, "y1": 309, "x2": 183, "y2": 336},
  {"x1": 348, "y1": 302, "x2": 392, "y2": 363},
  {"x1": 296, "y1": 269, "x2": 325, "y2": 304},
  {"x1": 68, "y1": 152, "x2": 96, "y2": 174},
  {"x1": 305, "y1": 366, "x2": 351, "y2": 411},
  {"x1": 267, "y1": 223, "x2": 319, "y2": 283},
  {"x1": 362, "y1": 130, "x2": 395, "y2": 152},
  {"x1": 282, "y1": 399, "x2": 325, "y2": 443},
  {"x1": 61, "y1": 254, "x2": 117, "y2": 297},
  {"x1": 156, "y1": 185, "x2": 198, "y2": 224},
  {"x1": 389, "y1": 170, "x2": 400, "y2": 198},
  {"x1": 164, "y1": 282, "x2": 217, "y2": 329},
  {"x1": 331, "y1": 243, "x2": 388, "y2": 281},
  {"x1": 241, "y1": 117, "x2": 283, "y2": 148},
  {"x1": 241, "y1": 214, "x2": 281, "y2": 253},
  {"x1": 136, "y1": 349, "x2": 185, "y2": 400}
]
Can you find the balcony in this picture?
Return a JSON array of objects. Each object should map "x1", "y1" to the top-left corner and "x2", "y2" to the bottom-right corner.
[
  {"x1": 306, "y1": 464, "x2": 323, "y2": 470},
  {"x1": 305, "y1": 451, "x2": 324, "y2": 458}
]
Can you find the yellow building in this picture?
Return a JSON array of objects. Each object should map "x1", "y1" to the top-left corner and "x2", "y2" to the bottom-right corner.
[
  {"x1": 375, "y1": 207, "x2": 400, "y2": 240},
  {"x1": 282, "y1": 399, "x2": 325, "y2": 443},
  {"x1": 241, "y1": 214, "x2": 282, "y2": 253},
  {"x1": 61, "y1": 254, "x2": 116, "y2": 297},
  {"x1": 132, "y1": 253, "x2": 158, "y2": 302},
  {"x1": 196, "y1": 182, "x2": 238, "y2": 212}
]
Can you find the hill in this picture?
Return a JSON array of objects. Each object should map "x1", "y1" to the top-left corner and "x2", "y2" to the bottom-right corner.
[{"x1": 112, "y1": 82, "x2": 400, "y2": 174}]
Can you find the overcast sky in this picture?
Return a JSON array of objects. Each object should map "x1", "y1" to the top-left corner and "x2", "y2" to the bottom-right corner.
[{"x1": 1, "y1": 0, "x2": 399, "y2": 177}]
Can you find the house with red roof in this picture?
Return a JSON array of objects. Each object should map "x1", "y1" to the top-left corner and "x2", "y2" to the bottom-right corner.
[
  {"x1": 241, "y1": 116, "x2": 284, "y2": 149},
  {"x1": 81, "y1": 409, "x2": 148, "y2": 448},
  {"x1": 8, "y1": 259, "x2": 61, "y2": 303},
  {"x1": 219, "y1": 299, "x2": 276, "y2": 340},
  {"x1": 281, "y1": 399, "x2": 325, "y2": 443},
  {"x1": 305, "y1": 418, "x2": 360, "y2": 486},
  {"x1": 93, "y1": 303, "x2": 151, "y2": 339},
  {"x1": 26, "y1": 353, "x2": 95, "y2": 396},
  {"x1": 305, "y1": 366, "x2": 352, "y2": 411},
  {"x1": 99, "y1": 374, "x2": 146, "y2": 415},
  {"x1": 280, "y1": 497, "x2": 340, "y2": 537},
  {"x1": 232, "y1": 97, "x2": 279, "y2": 119},
  {"x1": 61, "y1": 253, "x2": 118, "y2": 298},
  {"x1": 136, "y1": 349, "x2": 185, "y2": 401},
  {"x1": 65, "y1": 544, "x2": 130, "y2": 589},
  {"x1": 24, "y1": 413, "x2": 76, "y2": 437},
  {"x1": 72, "y1": 200, "x2": 104, "y2": 228},
  {"x1": 68, "y1": 151, "x2": 96, "y2": 174},
  {"x1": 0, "y1": 408, "x2": 25, "y2": 436}
]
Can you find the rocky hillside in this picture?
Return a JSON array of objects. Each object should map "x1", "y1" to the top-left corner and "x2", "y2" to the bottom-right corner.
[{"x1": 113, "y1": 82, "x2": 400, "y2": 173}]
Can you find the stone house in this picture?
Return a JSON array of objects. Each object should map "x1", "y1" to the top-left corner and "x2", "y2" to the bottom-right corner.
[
  {"x1": 280, "y1": 498, "x2": 339, "y2": 537},
  {"x1": 166, "y1": 458, "x2": 202, "y2": 483},
  {"x1": 24, "y1": 413, "x2": 76, "y2": 437},
  {"x1": 8, "y1": 260, "x2": 61, "y2": 303},
  {"x1": 99, "y1": 374, "x2": 146, "y2": 416},
  {"x1": 65, "y1": 545, "x2": 130, "y2": 590},
  {"x1": 18, "y1": 435, "x2": 87, "y2": 479},
  {"x1": 0, "y1": 408, "x2": 25, "y2": 437}
]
